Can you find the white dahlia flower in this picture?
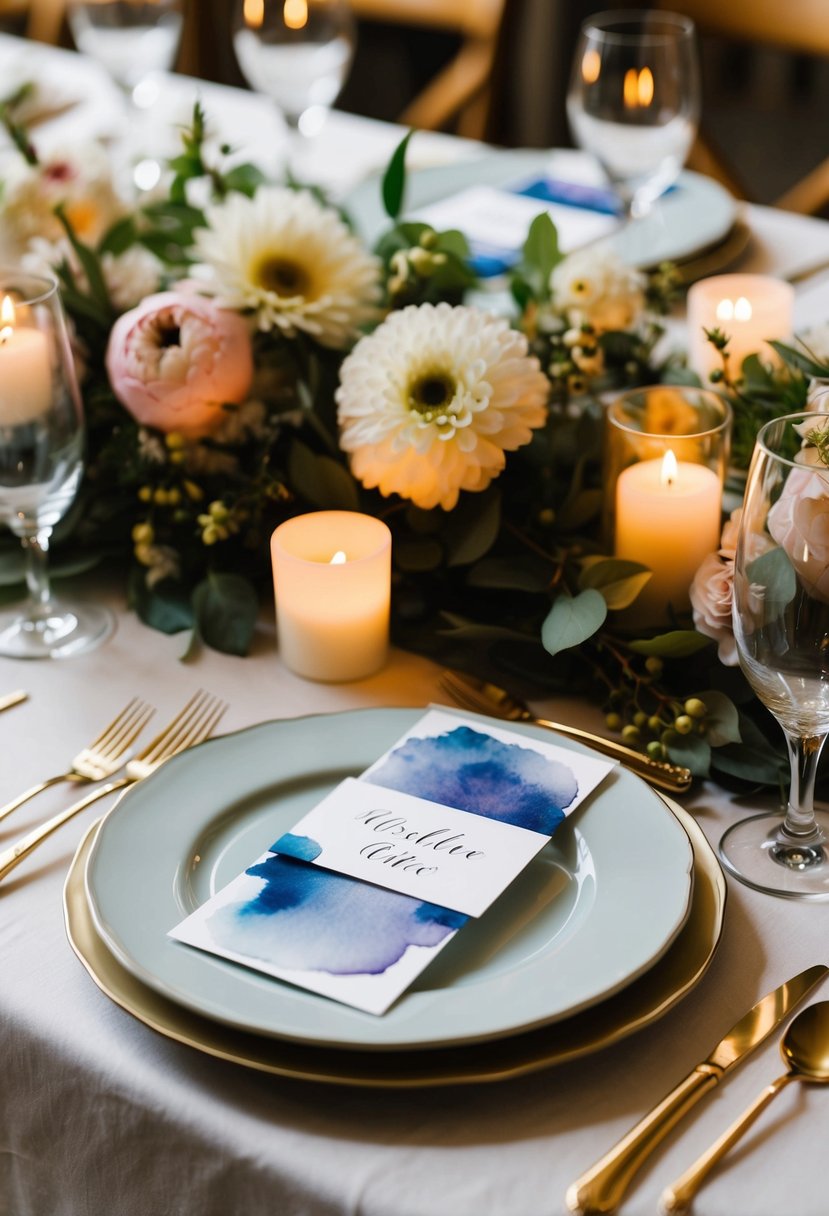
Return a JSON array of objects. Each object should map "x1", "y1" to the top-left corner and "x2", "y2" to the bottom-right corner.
[
  {"x1": 336, "y1": 303, "x2": 549, "y2": 511},
  {"x1": 191, "y1": 186, "x2": 381, "y2": 348}
]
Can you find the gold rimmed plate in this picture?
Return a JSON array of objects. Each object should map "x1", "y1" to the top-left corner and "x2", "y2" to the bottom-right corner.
[{"x1": 65, "y1": 796, "x2": 725, "y2": 1088}]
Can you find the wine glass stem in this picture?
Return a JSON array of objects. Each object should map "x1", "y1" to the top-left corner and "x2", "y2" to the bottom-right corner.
[
  {"x1": 782, "y1": 732, "x2": 826, "y2": 842},
  {"x1": 22, "y1": 530, "x2": 53, "y2": 620}
]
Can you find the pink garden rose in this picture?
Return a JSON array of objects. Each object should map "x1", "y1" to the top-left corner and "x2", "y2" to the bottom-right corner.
[
  {"x1": 690, "y1": 550, "x2": 738, "y2": 665},
  {"x1": 767, "y1": 465, "x2": 829, "y2": 603},
  {"x1": 105, "y1": 289, "x2": 254, "y2": 438}
]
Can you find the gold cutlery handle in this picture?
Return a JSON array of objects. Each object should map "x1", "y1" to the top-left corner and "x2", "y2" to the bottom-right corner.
[
  {"x1": 0, "y1": 777, "x2": 129, "y2": 883},
  {"x1": 660, "y1": 1074, "x2": 793, "y2": 1215},
  {"x1": 0, "y1": 689, "x2": 27, "y2": 714},
  {"x1": 566, "y1": 1066, "x2": 721, "y2": 1215},
  {"x1": 534, "y1": 718, "x2": 693, "y2": 794},
  {"x1": 0, "y1": 773, "x2": 86, "y2": 825}
]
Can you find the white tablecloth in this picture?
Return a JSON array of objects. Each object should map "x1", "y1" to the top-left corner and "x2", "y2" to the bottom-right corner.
[{"x1": 1, "y1": 36, "x2": 829, "y2": 1216}]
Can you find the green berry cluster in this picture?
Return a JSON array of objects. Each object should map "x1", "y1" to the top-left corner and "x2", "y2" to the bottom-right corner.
[{"x1": 600, "y1": 654, "x2": 708, "y2": 759}]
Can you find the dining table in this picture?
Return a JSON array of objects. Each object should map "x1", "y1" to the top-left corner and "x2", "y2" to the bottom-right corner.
[{"x1": 1, "y1": 32, "x2": 829, "y2": 1216}]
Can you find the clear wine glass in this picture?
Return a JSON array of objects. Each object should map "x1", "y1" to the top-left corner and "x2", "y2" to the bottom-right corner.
[
  {"x1": 0, "y1": 271, "x2": 113, "y2": 659},
  {"x1": 232, "y1": 0, "x2": 356, "y2": 177},
  {"x1": 566, "y1": 9, "x2": 700, "y2": 225},
  {"x1": 67, "y1": 0, "x2": 184, "y2": 192},
  {"x1": 723, "y1": 412, "x2": 829, "y2": 899}
]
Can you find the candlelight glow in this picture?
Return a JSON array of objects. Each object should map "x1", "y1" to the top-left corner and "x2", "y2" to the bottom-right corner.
[
  {"x1": 283, "y1": 0, "x2": 308, "y2": 29},
  {"x1": 624, "y1": 66, "x2": 654, "y2": 108},
  {"x1": 243, "y1": 0, "x2": 264, "y2": 28},
  {"x1": 581, "y1": 48, "x2": 600, "y2": 84},
  {"x1": 0, "y1": 295, "x2": 14, "y2": 342},
  {"x1": 661, "y1": 449, "x2": 678, "y2": 488},
  {"x1": 330, "y1": 550, "x2": 347, "y2": 565},
  {"x1": 716, "y1": 296, "x2": 753, "y2": 323}
]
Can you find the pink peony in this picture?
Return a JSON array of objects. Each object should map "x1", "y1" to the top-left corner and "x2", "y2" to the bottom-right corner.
[
  {"x1": 690, "y1": 551, "x2": 738, "y2": 665},
  {"x1": 767, "y1": 465, "x2": 829, "y2": 603},
  {"x1": 105, "y1": 289, "x2": 254, "y2": 438}
]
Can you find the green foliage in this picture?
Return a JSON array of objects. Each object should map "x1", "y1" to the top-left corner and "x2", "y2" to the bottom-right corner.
[{"x1": 381, "y1": 129, "x2": 415, "y2": 220}]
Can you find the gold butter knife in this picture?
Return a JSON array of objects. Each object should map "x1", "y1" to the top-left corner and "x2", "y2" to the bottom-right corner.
[
  {"x1": 565, "y1": 964, "x2": 828, "y2": 1215},
  {"x1": 0, "y1": 690, "x2": 27, "y2": 714}
]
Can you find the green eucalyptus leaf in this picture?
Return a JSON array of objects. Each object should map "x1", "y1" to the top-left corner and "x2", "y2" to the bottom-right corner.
[
  {"x1": 541, "y1": 589, "x2": 606, "y2": 658},
  {"x1": 556, "y1": 489, "x2": 603, "y2": 531},
  {"x1": 395, "y1": 537, "x2": 444, "y2": 572},
  {"x1": 192, "y1": 572, "x2": 258, "y2": 656},
  {"x1": 579, "y1": 558, "x2": 652, "y2": 610},
  {"x1": 444, "y1": 489, "x2": 501, "y2": 567},
  {"x1": 466, "y1": 554, "x2": 552, "y2": 593},
  {"x1": 519, "y1": 212, "x2": 560, "y2": 296},
  {"x1": 696, "y1": 689, "x2": 741, "y2": 747},
  {"x1": 222, "y1": 162, "x2": 268, "y2": 197},
  {"x1": 710, "y1": 740, "x2": 786, "y2": 785},
  {"x1": 628, "y1": 630, "x2": 713, "y2": 658},
  {"x1": 769, "y1": 340, "x2": 829, "y2": 379},
  {"x1": 98, "y1": 216, "x2": 139, "y2": 256},
  {"x1": 129, "y1": 570, "x2": 194, "y2": 635},
  {"x1": 382, "y1": 129, "x2": 414, "y2": 220},
  {"x1": 664, "y1": 732, "x2": 711, "y2": 777},
  {"x1": 288, "y1": 441, "x2": 360, "y2": 510},
  {"x1": 746, "y1": 547, "x2": 796, "y2": 611}
]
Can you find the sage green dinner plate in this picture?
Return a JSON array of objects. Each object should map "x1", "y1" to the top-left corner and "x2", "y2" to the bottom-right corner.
[{"x1": 84, "y1": 708, "x2": 694, "y2": 1051}]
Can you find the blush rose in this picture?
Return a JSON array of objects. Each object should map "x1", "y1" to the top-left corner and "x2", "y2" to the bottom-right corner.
[{"x1": 105, "y1": 289, "x2": 254, "y2": 438}]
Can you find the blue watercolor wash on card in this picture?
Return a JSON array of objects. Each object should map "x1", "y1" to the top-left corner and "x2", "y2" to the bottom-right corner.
[
  {"x1": 206, "y1": 853, "x2": 467, "y2": 976},
  {"x1": 273, "y1": 832, "x2": 322, "y2": 861},
  {"x1": 368, "y1": 725, "x2": 577, "y2": 835}
]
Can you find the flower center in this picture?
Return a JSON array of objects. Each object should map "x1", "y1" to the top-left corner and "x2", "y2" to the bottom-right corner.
[
  {"x1": 159, "y1": 325, "x2": 181, "y2": 349},
  {"x1": 408, "y1": 372, "x2": 457, "y2": 424},
  {"x1": 254, "y1": 256, "x2": 310, "y2": 298}
]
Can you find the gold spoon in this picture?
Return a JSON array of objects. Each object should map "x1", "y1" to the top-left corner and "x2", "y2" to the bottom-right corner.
[{"x1": 661, "y1": 1001, "x2": 829, "y2": 1214}]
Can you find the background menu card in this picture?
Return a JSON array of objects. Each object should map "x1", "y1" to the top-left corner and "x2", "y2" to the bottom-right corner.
[{"x1": 169, "y1": 709, "x2": 615, "y2": 1015}]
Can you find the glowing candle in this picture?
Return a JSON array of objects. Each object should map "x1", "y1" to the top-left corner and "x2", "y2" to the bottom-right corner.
[
  {"x1": 271, "y1": 511, "x2": 391, "y2": 681},
  {"x1": 615, "y1": 449, "x2": 722, "y2": 621},
  {"x1": 0, "y1": 296, "x2": 52, "y2": 425},
  {"x1": 687, "y1": 274, "x2": 794, "y2": 383}
]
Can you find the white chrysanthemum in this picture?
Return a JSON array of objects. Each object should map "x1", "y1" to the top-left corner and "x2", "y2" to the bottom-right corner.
[
  {"x1": 191, "y1": 186, "x2": 381, "y2": 349},
  {"x1": 101, "y1": 247, "x2": 164, "y2": 311},
  {"x1": 551, "y1": 247, "x2": 645, "y2": 332},
  {"x1": 336, "y1": 303, "x2": 549, "y2": 511},
  {"x1": 0, "y1": 143, "x2": 124, "y2": 261}
]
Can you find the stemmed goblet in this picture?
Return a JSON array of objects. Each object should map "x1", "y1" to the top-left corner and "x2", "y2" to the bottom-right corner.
[
  {"x1": 724, "y1": 412, "x2": 829, "y2": 898},
  {"x1": 566, "y1": 10, "x2": 700, "y2": 229},
  {"x1": 0, "y1": 272, "x2": 112, "y2": 659},
  {"x1": 232, "y1": 0, "x2": 356, "y2": 179}
]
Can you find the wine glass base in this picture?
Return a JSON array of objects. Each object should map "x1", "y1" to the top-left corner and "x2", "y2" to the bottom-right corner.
[
  {"x1": 719, "y1": 810, "x2": 829, "y2": 901},
  {"x1": 0, "y1": 601, "x2": 115, "y2": 660}
]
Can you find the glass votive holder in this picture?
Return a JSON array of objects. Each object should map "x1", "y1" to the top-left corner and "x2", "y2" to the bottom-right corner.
[
  {"x1": 603, "y1": 386, "x2": 732, "y2": 626},
  {"x1": 271, "y1": 510, "x2": 392, "y2": 682}
]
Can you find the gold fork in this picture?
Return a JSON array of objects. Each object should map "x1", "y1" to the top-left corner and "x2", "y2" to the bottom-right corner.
[
  {"x1": 0, "y1": 690, "x2": 227, "y2": 884},
  {"x1": 438, "y1": 669, "x2": 693, "y2": 795},
  {"x1": 0, "y1": 697, "x2": 155, "y2": 826}
]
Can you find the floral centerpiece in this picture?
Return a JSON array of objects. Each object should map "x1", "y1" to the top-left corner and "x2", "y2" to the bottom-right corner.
[{"x1": 0, "y1": 98, "x2": 821, "y2": 790}]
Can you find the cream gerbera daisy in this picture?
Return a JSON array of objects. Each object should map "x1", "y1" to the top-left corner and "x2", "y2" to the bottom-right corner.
[
  {"x1": 336, "y1": 303, "x2": 549, "y2": 511},
  {"x1": 191, "y1": 187, "x2": 381, "y2": 349}
]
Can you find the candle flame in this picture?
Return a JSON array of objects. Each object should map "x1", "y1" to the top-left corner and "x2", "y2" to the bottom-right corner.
[
  {"x1": 283, "y1": 0, "x2": 308, "y2": 29},
  {"x1": 624, "y1": 66, "x2": 654, "y2": 109},
  {"x1": 330, "y1": 550, "x2": 347, "y2": 565},
  {"x1": 581, "y1": 48, "x2": 600, "y2": 84},
  {"x1": 716, "y1": 296, "x2": 753, "y2": 323},
  {"x1": 0, "y1": 294, "x2": 14, "y2": 343},
  {"x1": 243, "y1": 0, "x2": 264, "y2": 28},
  {"x1": 660, "y1": 449, "x2": 678, "y2": 488}
]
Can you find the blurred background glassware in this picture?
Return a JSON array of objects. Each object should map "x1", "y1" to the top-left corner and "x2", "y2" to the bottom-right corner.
[
  {"x1": 67, "y1": 0, "x2": 184, "y2": 193},
  {"x1": 232, "y1": 0, "x2": 356, "y2": 176},
  {"x1": 0, "y1": 271, "x2": 112, "y2": 659},
  {"x1": 566, "y1": 9, "x2": 700, "y2": 226},
  {"x1": 723, "y1": 412, "x2": 829, "y2": 899},
  {"x1": 67, "y1": 0, "x2": 183, "y2": 97}
]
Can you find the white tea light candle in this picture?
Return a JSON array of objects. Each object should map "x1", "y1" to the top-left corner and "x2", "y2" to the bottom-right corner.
[
  {"x1": 615, "y1": 449, "x2": 721, "y2": 620},
  {"x1": 271, "y1": 510, "x2": 391, "y2": 682},
  {"x1": 0, "y1": 296, "x2": 52, "y2": 425},
  {"x1": 687, "y1": 274, "x2": 794, "y2": 383}
]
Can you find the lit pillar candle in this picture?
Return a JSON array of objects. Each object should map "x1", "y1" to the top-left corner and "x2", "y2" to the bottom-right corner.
[
  {"x1": 615, "y1": 450, "x2": 722, "y2": 621},
  {"x1": 271, "y1": 510, "x2": 391, "y2": 682},
  {"x1": 0, "y1": 295, "x2": 52, "y2": 425},
  {"x1": 687, "y1": 274, "x2": 794, "y2": 383}
]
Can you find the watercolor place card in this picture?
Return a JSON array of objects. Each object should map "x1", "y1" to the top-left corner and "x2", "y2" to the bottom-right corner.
[{"x1": 169, "y1": 709, "x2": 615, "y2": 1016}]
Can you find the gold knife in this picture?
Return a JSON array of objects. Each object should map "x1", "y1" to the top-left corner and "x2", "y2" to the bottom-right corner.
[
  {"x1": 0, "y1": 690, "x2": 27, "y2": 714},
  {"x1": 565, "y1": 964, "x2": 828, "y2": 1215}
]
